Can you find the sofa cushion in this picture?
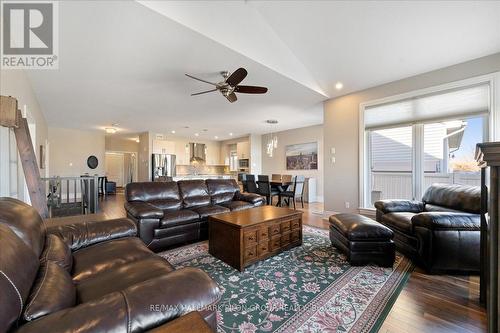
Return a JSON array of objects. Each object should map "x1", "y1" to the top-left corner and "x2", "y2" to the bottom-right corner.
[
  {"x1": 40, "y1": 234, "x2": 73, "y2": 272},
  {"x1": 178, "y1": 180, "x2": 211, "y2": 208},
  {"x1": 422, "y1": 184, "x2": 480, "y2": 213},
  {"x1": 219, "y1": 200, "x2": 254, "y2": 212},
  {"x1": 72, "y1": 237, "x2": 153, "y2": 283},
  {"x1": 206, "y1": 179, "x2": 239, "y2": 204},
  {"x1": 23, "y1": 261, "x2": 76, "y2": 321},
  {"x1": 380, "y1": 212, "x2": 416, "y2": 234},
  {"x1": 76, "y1": 257, "x2": 174, "y2": 303},
  {"x1": 160, "y1": 209, "x2": 200, "y2": 228},
  {"x1": 0, "y1": 224, "x2": 40, "y2": 333},
  {"x1": 126, "y1": 181, "x2": 181, "y2": 202},
  {"x1": 424, "y1": 203, "x2": 464, "y2": 213},
  {"x1": 148, "y1": 199, "x2": 182, "y2": 211},
  {"x1": 192, "y1": 205, "x2": 230, "y2": 219},
  {"x1": 0, "y1": 197, "x2": 46, "y2": 257}
]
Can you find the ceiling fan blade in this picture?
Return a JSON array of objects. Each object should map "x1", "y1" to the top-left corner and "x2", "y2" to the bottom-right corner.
[
  {"x1": 235, "y1": 85, "x2": 268, "y2": 94},
  {"x1": 191, "y1": 88, "x2": 218, "y2": 96},
  {"x1": 185, "y1": 74, "x2": 218, "y2": 86},
  {"x1": 226, "y1": 92, "x2": 237, "y2": 103},
  {"x1": 226, "y1": 68, "x2": 247, "y2": 87}
]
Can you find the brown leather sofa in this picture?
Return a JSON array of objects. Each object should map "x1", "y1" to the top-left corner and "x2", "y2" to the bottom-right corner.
[
  {"x1": 125, "y1": 179, "x2": 265, "y2": 251},
  {"x1": 375, "y1": 184, "x2": 481, "y2": 274},
  {"x1": 0, "y1": 197, "x2": 220, "y2": 333}
]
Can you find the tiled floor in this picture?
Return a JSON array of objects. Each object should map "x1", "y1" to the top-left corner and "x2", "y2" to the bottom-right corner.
[{"x1": 91, "y1": 192, "x2": 486, "y2": 332}]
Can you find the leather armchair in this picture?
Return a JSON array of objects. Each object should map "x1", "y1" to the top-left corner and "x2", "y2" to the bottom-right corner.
[
  {"x1": 0, "y1": 197, "x2": 220, "y2": 333},
  {"x1": 125, "y1": 179, "x2": 265, "y2": 251},
  {"x1": 375, "y1": 184, "x2": 481, "y2": 274}
]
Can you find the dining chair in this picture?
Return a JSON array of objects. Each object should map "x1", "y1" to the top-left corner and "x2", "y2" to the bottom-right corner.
[
  {"x1": 278, "y1": 175, "x2": 306, "y2": 210},
  {"x1": 245, "y1": 174, "x2": 258, "y2": 193},
  {"x1": 257, "y1": 175, "x2": 280, "y2": 205},
  {"x1": 282, "y1": 174, "x2": 293, "y2": 183}
]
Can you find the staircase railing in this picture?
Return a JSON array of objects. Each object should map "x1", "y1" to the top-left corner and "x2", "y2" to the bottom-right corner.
[{"x1": 41, "y1": 175, "x2": 99, "y2": 217}]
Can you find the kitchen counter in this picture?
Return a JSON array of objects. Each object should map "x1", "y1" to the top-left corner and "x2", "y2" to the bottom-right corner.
[{"x1": 173, "y1": 174, "x2": 235, "y2": 181}]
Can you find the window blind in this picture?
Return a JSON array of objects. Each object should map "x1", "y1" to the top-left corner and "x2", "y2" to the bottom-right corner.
[{"x1": 364, "y1": 84, "x2": 490, "y2": 130}]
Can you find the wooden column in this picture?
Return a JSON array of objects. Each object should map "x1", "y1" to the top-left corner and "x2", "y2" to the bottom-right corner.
[
  {"x1": 476, "y1": 142, "x2": 500, "y2": 333},
  {"x1": 1, "y1": 96, "x2": 48, "y2": 218}
]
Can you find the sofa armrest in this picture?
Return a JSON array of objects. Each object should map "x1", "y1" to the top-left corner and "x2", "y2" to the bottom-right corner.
[
  {"x1": 234, "y1": 191, "x2": 266, "y2": 206},
  {"x1": 412, "y1": 212, "x2": 480, "y2": 230},
  {"x1": 374, "y1": 200, "x2": 424, "y2": 214},
  {"x1": 47, "y1": 218, "x2": 137, "y2": 251},
  {"x1": 125, "y1": 201, "x2": 164, "y2": 219},
  {"x1": 16, "y1": 267, "x2": 220, "y2": 333}
]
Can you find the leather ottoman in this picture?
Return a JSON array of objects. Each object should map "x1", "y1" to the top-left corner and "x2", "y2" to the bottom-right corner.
[{"x1": 329, "y1": 213, "x2": 395, "y2": 267}]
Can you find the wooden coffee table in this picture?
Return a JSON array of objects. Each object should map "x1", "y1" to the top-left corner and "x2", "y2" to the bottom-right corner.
[{"x1": 208, "y1": 206, "x2": 303, "y2": 271}]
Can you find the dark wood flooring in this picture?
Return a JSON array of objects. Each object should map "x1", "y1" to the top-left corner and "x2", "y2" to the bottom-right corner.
[{"x1": 94, "y1": 192, "x2": 486, "y2": 333}]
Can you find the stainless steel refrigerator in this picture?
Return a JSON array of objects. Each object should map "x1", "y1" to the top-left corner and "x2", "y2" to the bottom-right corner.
[{"x1": 152, "y1": 154, "x2": 176, "y2": 181}]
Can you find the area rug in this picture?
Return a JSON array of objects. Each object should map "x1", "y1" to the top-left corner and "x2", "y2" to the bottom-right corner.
[{"x1": 159, "y1": 226, "x2": 413, "y2": 333}]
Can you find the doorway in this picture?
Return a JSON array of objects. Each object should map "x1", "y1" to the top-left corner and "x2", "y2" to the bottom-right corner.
[
  {"x1": 105, "y1": 152, "x2": 124, "y2": 187},
  {"x1": 105, "y1": 151, "x2": 138, "y2": 188}
]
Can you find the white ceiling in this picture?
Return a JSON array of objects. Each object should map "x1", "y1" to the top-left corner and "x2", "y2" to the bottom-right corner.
[{"x1": 27, "y1": 0, "x2": 500, "y2": 140}]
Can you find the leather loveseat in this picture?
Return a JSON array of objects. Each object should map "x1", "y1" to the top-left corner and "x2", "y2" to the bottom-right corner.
[
  {"x1": 125, "y1": 179, "x2": 265, "y2": 251},
  {"x1": 0, "y1": 197, "x2": 220, "y2": 333},
  {"x1": 375, "y1": 183, "x2": 481, "y2": 274}
]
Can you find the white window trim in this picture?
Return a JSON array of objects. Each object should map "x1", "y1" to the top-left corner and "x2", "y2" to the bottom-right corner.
[{"x1": 358, "y1": 72, "x2": 500, "y2": 209}]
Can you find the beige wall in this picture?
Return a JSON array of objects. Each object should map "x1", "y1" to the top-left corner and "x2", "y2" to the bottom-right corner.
[
  {"x1": 48, "y1": 127, "x2": 105, "y2": 177},
  {"x1": 324, "y1": 52, "x2": 500, "y2": 213},
  {"x1": 0, "y1": 70, "x2": 48, "y2": 176},
  {"x1": 105, "y1": 135, "x2": 139, "y2": 153},
  {"x1": 261, "y1": 125, "x2": 323, "y2": 200}
]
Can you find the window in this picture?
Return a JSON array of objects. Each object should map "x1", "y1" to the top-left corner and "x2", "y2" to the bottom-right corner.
[
  {"x1": 423, "y1": 116, "x2": 485, "y2": 193},
  {"x1": 229, "y1": 151, "x2": 238, "y2": 172},
  {"x1": 363, "y1": 83, "x2": 490, "y2": 208},
  {"x1": 369, "y1": 126, "x2": 413, "y2": 204}
]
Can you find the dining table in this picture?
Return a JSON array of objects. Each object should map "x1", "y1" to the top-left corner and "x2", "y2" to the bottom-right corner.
[{"x1": 270, "y1": 180, "x2": 293, "y2": 206}]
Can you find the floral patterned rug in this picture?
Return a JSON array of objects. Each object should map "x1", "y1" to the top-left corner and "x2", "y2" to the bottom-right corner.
[{"x1": 159, "y1": 226, "x2": 413, "y2": 333}]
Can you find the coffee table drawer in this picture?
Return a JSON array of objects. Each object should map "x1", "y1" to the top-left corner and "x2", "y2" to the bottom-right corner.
[
  {"x1": 281, "y1": 232, "x2": 291, "y2": 245},
  {"x1": 270, "y1": 236, "x2": 281, "y2": 251},
  {"x1": 258, "y1": 241, "x2": 269, "y2": 256},
  {"x1": 281, "y1": 220, "x2": 291, "y2": 232},
  {"x1": 244, "y1": 246, "x2": 257, "y2": 261},
  {"x1": 269, "y1": 224, "x2": 280, "y2": 237},
  {"x1": 291, "y1": 219, "x2": 300, "y2": 230},
  {"x1": 291, "y1": 230, "x2": 300, "y2": 242},
  {"x1": 244, "y1": 230, "x2": 258, "y2": 246},
  {"x1": 259, "y1": 226, "x2": 269, "y2": 241}
]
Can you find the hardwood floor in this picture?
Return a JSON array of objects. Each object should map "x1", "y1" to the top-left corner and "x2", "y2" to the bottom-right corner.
[{"x1": 96, "y1": 193, "x2": 486, "y2": 332}]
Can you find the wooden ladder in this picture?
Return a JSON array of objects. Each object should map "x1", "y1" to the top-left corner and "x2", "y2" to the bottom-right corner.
[{"x1": 0, "y1": 95, "x2": 48, "y2": 218}]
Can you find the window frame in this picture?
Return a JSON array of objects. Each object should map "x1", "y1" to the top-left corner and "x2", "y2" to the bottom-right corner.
[{"x1": 359, "y1": 72, "x2": 500, "y2": 209}]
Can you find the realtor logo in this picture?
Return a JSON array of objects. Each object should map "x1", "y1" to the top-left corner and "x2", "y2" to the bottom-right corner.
[{"x1": 1, "y1": 1, "x2": 59, "y2": 69}]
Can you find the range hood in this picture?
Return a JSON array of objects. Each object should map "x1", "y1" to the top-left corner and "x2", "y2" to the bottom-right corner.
[{"x1": 189, "y1": 143, "x2": 206, "y2": 163}]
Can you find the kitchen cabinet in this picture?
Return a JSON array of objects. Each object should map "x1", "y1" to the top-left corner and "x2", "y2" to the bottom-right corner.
[
  {"x1": 236, "y1": 141, "x2": 249, "y2": 160},
  {"x1": 205, "y1": 144, "x2": 220, "y2": 165},
  {"x1": 174, "y1": 142, "x2": 189, "y2": 165},
  {"x1": 152, "y1": 140, "x2": 175, "y2": 155}
]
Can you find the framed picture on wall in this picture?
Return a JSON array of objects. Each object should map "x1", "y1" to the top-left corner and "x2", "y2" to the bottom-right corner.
[{"x1": 285, "y1": 142, "x2": 318, "y2": 170}]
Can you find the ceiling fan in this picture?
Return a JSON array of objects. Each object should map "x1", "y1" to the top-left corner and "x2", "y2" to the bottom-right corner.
[{"x1": 185, "y1": 67, "x2": 268, "y2": 103}]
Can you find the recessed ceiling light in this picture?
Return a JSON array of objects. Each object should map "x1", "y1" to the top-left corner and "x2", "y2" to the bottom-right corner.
[
  {"x1": 229, "y1": 132, "x2": 233, "y2": 136},
  {"x1": 105, "y1": 127, "x2": 117, "y2": 134},
  {"x1": 171, "y1": 130, "x2": 176, "y2": 134},
  {"x1": 214, "y1": 136, "x2": 219, "y2": 139},
  {"x1": 194, "y1": 133, "x2": 199, "y2": 137},
  {"x1": 335, "y1": 82, "x2": 343, "y2": 90},
  {"x1": 135, "y1": 138, "x2": 140, "y2": 143}
]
